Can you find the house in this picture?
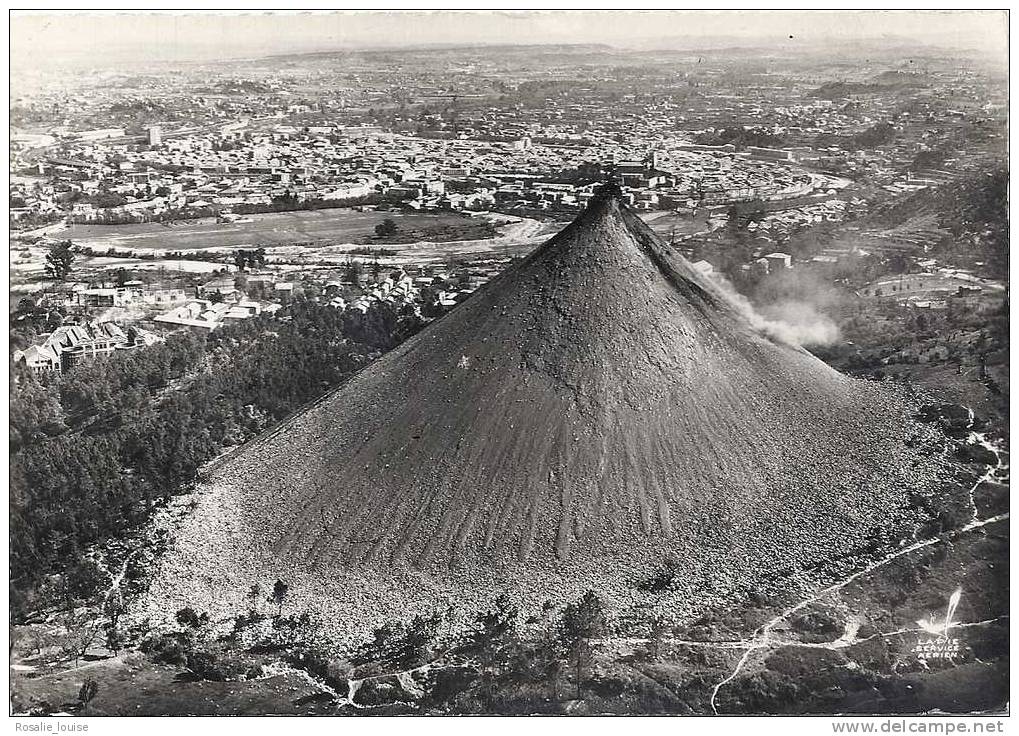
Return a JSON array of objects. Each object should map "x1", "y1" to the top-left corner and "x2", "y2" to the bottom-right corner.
[
  {"x1": 14, "y1": 344, "x2": 61, "y2": 373},
  {"x1": 764, "y1": 252, "x2": 793, "y2": 270},
  {"x1": 154, "y1": 300, "x2": 223, "y2": 331},
  {"x1": 76, "y1": 284, "x2": 145, "y2": 307},
  {"x1": 692, "y1": 260, "x2": 715, "y2": 277},
  {"x1": 62, "y1": 322, "x2": 129, "y2": 369},
  {"x1": 198, "y1": 276, "x2": 241, "y2": 302},
  {"x1": 154, "y1": 299, "x2": 273, "y2": 331},
  {"x1": 143, "y1": 288, "x2": 189, "y2": 305},
  {"x1": 224, "y1": 301, "x2": 264, "y2": 320},
  {"x1": 14, "y1": 322, "x2": 131, "y2": 373}
]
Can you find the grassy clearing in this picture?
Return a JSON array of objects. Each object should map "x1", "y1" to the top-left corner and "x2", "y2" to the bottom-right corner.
[{"x1": 62, "y1": 209, "x2": 497, "y2": 251}]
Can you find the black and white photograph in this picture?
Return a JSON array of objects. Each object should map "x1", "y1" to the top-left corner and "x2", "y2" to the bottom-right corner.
[{"x1": 7, "y1": 8, "x2": 1010, "y2": 726}]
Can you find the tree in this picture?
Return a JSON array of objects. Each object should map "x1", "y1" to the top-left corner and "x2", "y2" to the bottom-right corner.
[
  {"x1": 104, "y1": 624, "x2": 123, "y2": 656},
  {"x1": 343, "y1": 258, "x2": 363, "y2": 284},
  {"x1": 88, "y1": 192, "x2": 127, "y2": 209},
  {"x1": 463, "y1": 595, "x2": 519, "y2": 675},
  {"x1": 370, "y1": 613, "x2": 440, "y2": 670},
  {"x1": 233, "y1": 248, "x2": 267, "y2": 271},
  {"x1": 888, "y1": 253, "x2": 910, "y2": 275},
  {"x1": 60, "y1": 610, "x2": 104, "y2": 667},
  {"x1": 10, "y1": 300, "x2": 426, "y2": 624},
  {"x1": 175, "y1": 607, "x2": 210, "y2": 632},
  {"x1": 15, "y1": 295, "x2": 38, "y2": 313},
  {"x1": 271, "y1": 612, "x2": 318, "y2": 648},
  {"x1": 560, "y1": 591, "x2": 607, "y2": 699},
  {"x1": 63, "y1": 560, "x2": 111, "y2": 607},
  {"x1": 246, "y1": 583, "x2": 263, "y2": 612},
  {"x1": 9, "y1": 371, "x2": 67, "y2": 450},
  {"x1": 77, "y1": 677, "x2": 99, "y2": 712},
  {"x1": 269, "y1": 579, "x2": 289, "y2": 617},
  {"x1": 645, "y1": 615, "x2": 670, "y2": 662},
  {"x1": 104, "y1": 588, "x2": 125, "y2": 631},
  {"x1": 374, "y1": 218, "x2": 398, "y2": 237},
  {"x1": 45, "y1": 241, "x2": 75, "y2": 280}
]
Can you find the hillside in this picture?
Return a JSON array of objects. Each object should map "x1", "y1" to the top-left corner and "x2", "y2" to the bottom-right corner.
[
  {"x1": 141, "y1": 186, "x2": 953, "y2": 638},
  {"x1": 869, "y1": 165, "x2": 1008, "y2": 276}
]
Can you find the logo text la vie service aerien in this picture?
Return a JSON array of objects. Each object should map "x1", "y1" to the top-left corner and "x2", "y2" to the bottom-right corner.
[{"x1": 913, "y1": 587, "x2": 963, "y2": 661}]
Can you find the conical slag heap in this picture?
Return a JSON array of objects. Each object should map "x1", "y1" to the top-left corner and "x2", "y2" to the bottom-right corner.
[{"x1": 144, "y1": 187, "x2": 948, "y2": 635}]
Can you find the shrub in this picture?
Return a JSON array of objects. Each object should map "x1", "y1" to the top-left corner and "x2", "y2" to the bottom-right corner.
[
  {"x1": 585, "y1": 675, "x2": 626, "y2": 698},
  {"x1": 174, "y1": 608, "x2": 210, "y2": 636},
  {"x1": 351, "y1": 612, "x2": 442, "y2": 670},
  {"x1": 184, "y1": 648, "x2": 261, "y2": 682},
  {"x1": 140, "y1": 631, "x2": 192, "y2": 666},
  {"x1": 638, "y1": 563, "x2": 680, "y2": 592},
  {"x1": 77, "y1": 677, "x2": 99, "y2": 711},
  {"x1": 374, "y1": 218, "x2": 398, "y2": 237}
]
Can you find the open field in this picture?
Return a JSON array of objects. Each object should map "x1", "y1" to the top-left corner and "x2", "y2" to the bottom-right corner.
[
  {"x1": 859, "y1": 272, "x2": 1005, "y2": 299},
  {"x1": 642, "y1": 209, "x2": 715, "y2": 240},
  {"x1": 83, "y1": 257, "x2": 231, "y2": 273},
  {"x1": 60, "y1": 209, "x2": 507, "y2": 252},
  {"x1": 54, "y1": 208, "x2": 707, "y2": 257}
]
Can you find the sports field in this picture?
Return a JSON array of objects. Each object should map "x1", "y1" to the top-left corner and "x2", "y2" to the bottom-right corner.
[{"x1": 61, "y1": 209, "x2": 496, "y2": 252}]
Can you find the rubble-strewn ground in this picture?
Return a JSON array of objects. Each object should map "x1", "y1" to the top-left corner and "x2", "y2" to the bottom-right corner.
[{"x1": 10, "y1": 428, "x2": 1006, "y2": 715}]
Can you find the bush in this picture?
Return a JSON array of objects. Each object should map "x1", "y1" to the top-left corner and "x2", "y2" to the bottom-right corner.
[
  {"x1": 175, "y1": 607, "x2": 210, "y2": 630},
  {"x1": 638, "y1": 563, "x2": 680, "y2": 592},
  {"x1": 790, "y1": 610, "x2": 842, "y2": 642},
  {"x1": 422, "y1": 665, "x2": 479, "y2": 710},
  {"x1": 374, "y1": 218, "x2": 398, "y2": 237},
  {"x1": 140, "y1": 631, "x2": 192, "y2": 666},
  {"x1": 184, "y1": 648, "x2": 262, "y2": 682},
  {"x1": 585, "y1": 675, "x2": 626, "y2": 698},
  {"x1": 351, "y1": 613, "x2": 441, "y2": 671}
]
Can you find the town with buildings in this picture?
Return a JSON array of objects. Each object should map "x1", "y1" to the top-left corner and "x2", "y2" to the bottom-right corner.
[{"x1": 10, "y1": 41, "x2": 1007, "y2": 378}]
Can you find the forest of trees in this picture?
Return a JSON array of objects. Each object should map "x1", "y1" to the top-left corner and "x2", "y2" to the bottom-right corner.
[
  {"x1": 9, "y1": 299, "x2": 426, "y2": 620},
  {"x1": 813, "y1": 121, "x2": 898, "y2": 152},
  {"x1": 694, "y1": 125, "x2": 787, "y2": 150}
]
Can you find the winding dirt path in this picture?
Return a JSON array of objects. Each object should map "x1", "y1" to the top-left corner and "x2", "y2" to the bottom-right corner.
[{"x1": 708, "y1": 510, "x2": 1009, "y2": 714}]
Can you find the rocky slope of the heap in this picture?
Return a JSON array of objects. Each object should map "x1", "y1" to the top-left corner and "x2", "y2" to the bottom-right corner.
[{"x1": 142, "y1": 186, "x2": 951, "y2": 636}]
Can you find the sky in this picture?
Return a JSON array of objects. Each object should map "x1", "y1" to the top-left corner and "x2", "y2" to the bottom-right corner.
[{"x1": 10, "y1": 10, "x2": 1008, "y2": 69}]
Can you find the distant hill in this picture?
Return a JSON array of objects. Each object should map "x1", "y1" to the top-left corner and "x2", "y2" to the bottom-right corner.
[
  {"x1": 263, "y1": 43, "x2": 615, "y2": 62},
  {"x1": 871, "y1": 69, "x2": 929, "y2": 84},
  {"x1": 811, "y1": 72, "x2": 927, "y2": 99}
]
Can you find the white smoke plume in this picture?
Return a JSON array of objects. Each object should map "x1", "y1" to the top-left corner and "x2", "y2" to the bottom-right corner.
[{"x1": 706, "y1": 272, "x2": 841, "y2": 348}]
